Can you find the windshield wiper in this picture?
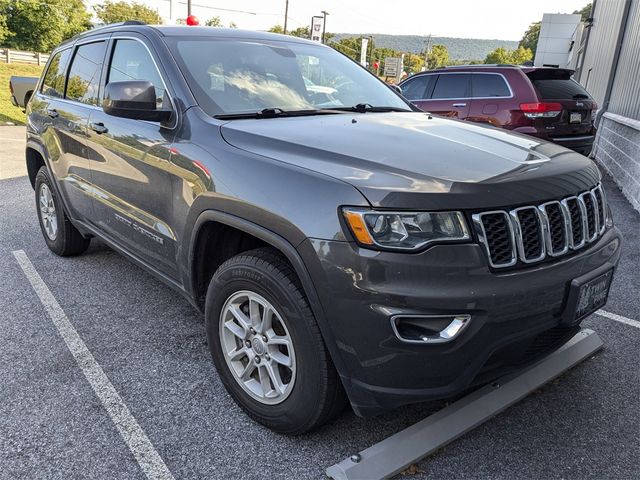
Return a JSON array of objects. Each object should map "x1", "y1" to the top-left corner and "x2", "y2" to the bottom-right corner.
[
  {"x1": 215, "y1": 107, "x2": 345, "y2": 120},
  {"x1": 323, "y1": 103, "x2": 413, "y2": 113},
  {"x1": 572, "y1": 94, "x2": 590, "y2": 99}
]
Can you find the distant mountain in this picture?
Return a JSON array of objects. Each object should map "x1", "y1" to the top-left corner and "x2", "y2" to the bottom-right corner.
[{"x1": 331, "y1": 34, "x2": 519, "y2": 61}]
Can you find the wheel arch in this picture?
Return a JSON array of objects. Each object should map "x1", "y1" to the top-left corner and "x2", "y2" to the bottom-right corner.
[{"x1": 188, "y1": 210, "x2": 348, "y2": 379}]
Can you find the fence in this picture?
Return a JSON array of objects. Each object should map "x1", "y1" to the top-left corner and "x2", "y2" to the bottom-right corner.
[{"x1": 0, "y1": 48, "x2": 50, "y2": 65}]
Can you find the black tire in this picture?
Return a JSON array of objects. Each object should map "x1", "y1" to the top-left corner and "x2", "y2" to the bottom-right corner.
[
  {"x1": 34, "y1": 166, "x2": 90, "y2": 256},
  {"x1": 205, "y1": 247, "x2": 346, "y2": 435}
]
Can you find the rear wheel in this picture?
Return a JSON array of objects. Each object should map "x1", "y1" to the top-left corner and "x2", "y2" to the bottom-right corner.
[
  {"x1": 205, "y1": 247, "x2": 346, "y2": 434},
  {"x1": 35, "y1": 167, "x2": 90, "y2": 256}
]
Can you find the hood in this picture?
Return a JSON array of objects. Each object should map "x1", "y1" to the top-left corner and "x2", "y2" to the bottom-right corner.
[{"x1": 220, "y1": 112, "x2": 600, "y2": 209}]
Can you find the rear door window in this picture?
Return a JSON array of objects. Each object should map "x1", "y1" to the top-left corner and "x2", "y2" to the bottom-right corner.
[
  {"x1": 471, "y1": 73, "x2": 511, "y2": 98},
  {"x1": 65, "y1": 41, "x2": 108, "y2": 105},
  {"x1": 431, "y1": 74, "x2": 470, "y2": 99},
  {"x1": 41, "y1": 49, "x2": 72, "y2": 98},
  {"x1": 401, "y1": 75, "x2": 436, "y2": 100}
]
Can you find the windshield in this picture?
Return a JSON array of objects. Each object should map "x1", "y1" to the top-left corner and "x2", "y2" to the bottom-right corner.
[{"x1": 166, "y1": 37, "x2": 409, "y2": 116}]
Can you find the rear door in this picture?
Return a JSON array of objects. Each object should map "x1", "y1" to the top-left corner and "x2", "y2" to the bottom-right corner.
[
  {"x1": 418, "y1": 73, "x2": 471, "y2": 119},
  {"x1": 52, "y1": 38, "x2": 109, "y2": 220},
  {"x1": 468, "y1": 72, "x2": 514, "y2": 126},
  {"x1": 525, "y1": 69, "x2": 596, "y2": 138}
]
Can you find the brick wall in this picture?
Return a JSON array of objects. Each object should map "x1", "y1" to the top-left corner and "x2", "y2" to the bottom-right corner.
[{"x1": 594, "y1": 112, "x2": 640, "y2": 212}]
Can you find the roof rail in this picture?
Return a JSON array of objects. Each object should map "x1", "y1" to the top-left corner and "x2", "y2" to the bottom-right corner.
[
  {"x1": 66, "y1": 20, "x2": 148, "y2": 42},
  {"x1": 443, "y1": 64, "x2": 517, "y2": 69}
]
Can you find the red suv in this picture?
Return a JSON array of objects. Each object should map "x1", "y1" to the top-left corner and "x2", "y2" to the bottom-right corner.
[{"x1": 399, "y1": 65, "x2": 597, "y2": 155}]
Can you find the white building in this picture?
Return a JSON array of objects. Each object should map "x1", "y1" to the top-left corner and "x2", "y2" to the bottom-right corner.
[{"x1": 534, "y1": 13, "x2": 583, "y2": 68}]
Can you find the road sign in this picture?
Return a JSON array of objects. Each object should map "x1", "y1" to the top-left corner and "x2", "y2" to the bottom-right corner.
[{"x1": 384, "y1": 57, "x2": 402, "y2": 78}]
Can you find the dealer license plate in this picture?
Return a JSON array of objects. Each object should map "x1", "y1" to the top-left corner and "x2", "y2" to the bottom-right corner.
[{"x1": 574, "y1": 270, "x2": 613, "y2": 322}]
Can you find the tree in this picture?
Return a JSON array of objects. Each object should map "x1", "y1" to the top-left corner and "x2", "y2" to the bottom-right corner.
[
  {"x1": 0, "y1": 4, "x2": 9, "y2": 45},
  {"x1": 204, "y1": 16, "x2": 236, "y2": 28},
  {"x1": 519, "y1": 22, "x2": 541, "y2": 57},
  {"x1": 426, "y1": 44, "x2": 449, "y2": 69},
  {"x1": 94, "y1": 1, "x2": 162, "y2": 25},
  {"x1": 485, "y1": 46, "x2": 532, "y2": 65},
  {"x1": 574, "y1": 3, "x2": 592, "y2": 21},
  {"x1": 205, "y1": 16, "x2": 222, "y2": 27},
  {"x1": 404, "y1": 53, "x2": 424, "y2": 74},
  {"x1": 268, "y1": 25, "x2": 284, "y2": 34},
  {"x1": 1, "y1": 0, "x2": 91, "y2": 52}
]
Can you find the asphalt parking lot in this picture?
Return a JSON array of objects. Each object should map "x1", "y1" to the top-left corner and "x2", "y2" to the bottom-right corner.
[{"x1": 1, "y1": 125, "x2": 639, "y2": 480}]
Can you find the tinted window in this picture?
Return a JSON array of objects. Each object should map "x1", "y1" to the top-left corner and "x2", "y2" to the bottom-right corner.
[
  {"x1": 41, "y1": 49, "x2": 72, "y2": 98},
  {"x1": 167, "y1": 38, "x2": 410, "y2": 116},
  {"x1": 66, "y1": 41, "x2": 107, "y2": 105},
  {"x1": 431, "y1": 74, "x2": 470, "y2": 99},
  {"x1": 108, "y1": 39, "x2": 167, "y2": 108},
  {"x1": 471, "y1": 74, "x2": 510, "y2": 97},
  {"x1": 401, "y1": 75, "x2": 436, "y2": 100},
  {"x1": 530, "y1": 78, "x2": 591, "y2": 100}
]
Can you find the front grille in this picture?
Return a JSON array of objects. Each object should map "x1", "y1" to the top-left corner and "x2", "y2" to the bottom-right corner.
[
  {"x1": 473, "y1": 184, "x2": 606, "y2": 269},
  {"x1": 478, "y1": 212, "x2": 515, "y2": 267}
]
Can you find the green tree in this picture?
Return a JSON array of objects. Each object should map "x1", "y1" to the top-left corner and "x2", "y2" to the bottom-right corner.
[
  {"x1": 404, "y1": 53, "x2": 424, "y2": 74},
  {"x1": 510, "y1": 46, "x2": 533, "y2": 64},
  {"x1": 1, "y1": 0, "x2": 91, "y2": 52},
  {"x1": 519, "y1": 22, "x2": 541, "y2": 57},
  {"x1": 268, "y1": 25, "x2": 284, "y2": 34},
  {"x1": 94, "y1": 1, "x2": 162, "y2": 25},
  {"x1": 0, "y1": 6, "x2": 9, "y2": 44},
  {"x1": 485, "y1": 46, "x2": 532, "y2": 65},
  {"x1": 426, "y1": 44, "x2": 449, "y2": 69},
  {"x1": 574, "y1": 3, "x2": 592, "y2": 21},
  {"x1": 205, "y1": 16, "x2": 222, "y2": 27},
  {"x1": 205, "y1": 16, "x2": 236, "y2": 28}
]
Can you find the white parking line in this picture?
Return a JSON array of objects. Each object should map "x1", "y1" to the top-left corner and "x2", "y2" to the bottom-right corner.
[
  {"x1": 596, "y1": 309, "x2": 640, "y2": 329},
  {"x1": 12, "y1": 250, "x2": 175, "y2": 480}
]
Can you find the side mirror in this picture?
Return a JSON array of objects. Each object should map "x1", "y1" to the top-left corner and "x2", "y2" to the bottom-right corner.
[
  {"x1": 389, "y1": 84, "x2": 403, "y2": 95},
  {"x1": 103, "y1": 80, "x2": 172, "y2": 122}
]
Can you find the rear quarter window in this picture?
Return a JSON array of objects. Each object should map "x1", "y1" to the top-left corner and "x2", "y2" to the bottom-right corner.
[{"x1": 41, "y1": 49, "x2": 72, "y2": 98}]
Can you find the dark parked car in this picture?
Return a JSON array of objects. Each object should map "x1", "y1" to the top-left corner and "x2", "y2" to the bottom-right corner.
[
  {"x1": 399, "y1": 65, "x2": 598, "y2": 155},
  {"x1": 26, "y1": 23, "x2": 621, "y2": 434}
]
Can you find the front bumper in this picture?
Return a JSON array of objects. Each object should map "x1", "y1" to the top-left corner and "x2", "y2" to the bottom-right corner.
[{"x1": 299, "y1": 227, "x2": 622, "y2": 416}]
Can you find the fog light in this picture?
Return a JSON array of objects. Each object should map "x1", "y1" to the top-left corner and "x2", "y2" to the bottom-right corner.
[{"x1": 391, "y1": 315, "x2": 471, "y2": 344}]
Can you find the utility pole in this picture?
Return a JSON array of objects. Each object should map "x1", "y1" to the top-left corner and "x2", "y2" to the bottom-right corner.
[
  {"x1": 187, "y1": 0, "x2": 191, "y2": 16},
  {"x1": 368, "y1": 35, "x2": 374, "y2": 71},
  {"x1": 321, "y1": 10, "x2": 329, "y2": 44},
  {"x1": 423, "y1": 34, "x2": 432, "y2": 70},
  {"x1": 283, "y1": 0, "x2": 289, "y2": 34}
]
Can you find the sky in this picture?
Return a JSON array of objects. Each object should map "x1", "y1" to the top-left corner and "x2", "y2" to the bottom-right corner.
[{"x1": 118, "y1": 0, "x2": 590, "y2": 40}]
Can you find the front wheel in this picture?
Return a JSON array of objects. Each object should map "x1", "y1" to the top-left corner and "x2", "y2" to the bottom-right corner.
[{"x1": 205, "y1": 248, "x2": 346, "y2": 434}]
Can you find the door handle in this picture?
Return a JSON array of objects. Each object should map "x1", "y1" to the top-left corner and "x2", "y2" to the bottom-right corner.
[
  {"x1": 452, "y1": 103, "x2": 467, "y2": 107},
  {"x1": 89, "y1": 122, "x2": 108, "y2": 134},
  {"x1": 46, "y1": 108, "x2": 59, "y2": 118}
]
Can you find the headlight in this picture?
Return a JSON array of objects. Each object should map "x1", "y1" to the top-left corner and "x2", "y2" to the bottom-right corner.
[{"x1": 342, "y1": 208, "x2": 470, "y2": 251}]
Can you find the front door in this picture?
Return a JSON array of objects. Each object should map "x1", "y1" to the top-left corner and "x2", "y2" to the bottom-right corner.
[
  {"x1": 418, "y1": 73, "x2": 471, "y2": 119},
  {"x1": 86, "y1": 36, "x2": 178, "y2": 277}
]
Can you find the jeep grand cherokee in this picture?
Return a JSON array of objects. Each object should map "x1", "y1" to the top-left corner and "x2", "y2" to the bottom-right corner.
[{"x1": 25, "y1": 23, "x2": 621, "y2": 434}]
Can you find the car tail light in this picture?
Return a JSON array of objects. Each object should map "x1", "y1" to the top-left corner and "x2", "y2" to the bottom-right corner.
[{"x1": 520, "y1": 102, "x2": 562, "y2": 118}]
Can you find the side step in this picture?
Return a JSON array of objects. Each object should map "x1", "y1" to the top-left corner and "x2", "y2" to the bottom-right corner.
[{"x1": 326, "y1": 329, "x2": 603, "y2": 480}]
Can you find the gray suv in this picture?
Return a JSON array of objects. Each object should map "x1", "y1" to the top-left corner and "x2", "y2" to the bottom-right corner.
[{"x1": 26, "y1": 22, "x2": 622, "y2": 434}]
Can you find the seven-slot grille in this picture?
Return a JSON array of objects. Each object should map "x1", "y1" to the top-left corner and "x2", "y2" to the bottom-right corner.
[{"x1": 473, "y1": 184, "x2": 607, "y2": 268}]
